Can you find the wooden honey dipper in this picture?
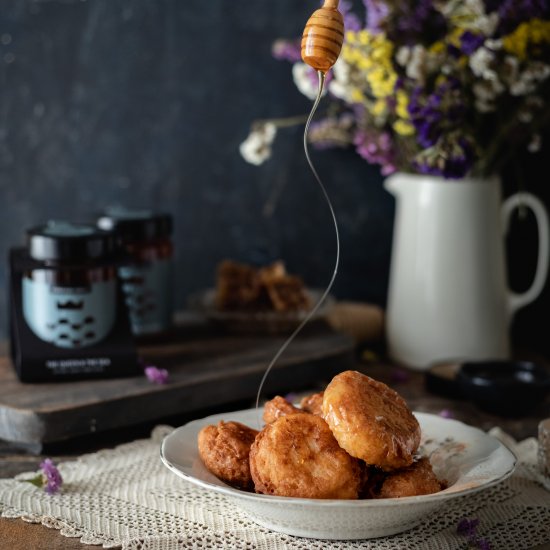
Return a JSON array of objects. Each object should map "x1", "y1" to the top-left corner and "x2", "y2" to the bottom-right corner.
[{"x1": 301, "y1": 0, "x2": 344, "y2": 73}]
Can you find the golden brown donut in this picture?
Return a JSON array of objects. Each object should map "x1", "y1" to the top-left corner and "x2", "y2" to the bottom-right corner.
[
  {"x1": 250, "y1": 413, "x2": 362, "y2": 499},
  {"x1": 198, "y1": 421, "x2": 259, "y2": 490},
  {"x1": 263, "y1": 395, "x2": 306, "y2": 424},
  {"x1": 322, "y1": 370, "x2": 420, "y2": 471},
  {"x1": 299, "y1": 391, "x2": 324, "y2": 416},
  {"x1": 376, "y1": 457, "x2": 443, "y2": 498}
]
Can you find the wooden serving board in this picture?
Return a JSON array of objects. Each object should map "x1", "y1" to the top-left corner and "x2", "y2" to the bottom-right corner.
[{"x1": 0, "y1": 320, "x2": 353, "y2": 449}]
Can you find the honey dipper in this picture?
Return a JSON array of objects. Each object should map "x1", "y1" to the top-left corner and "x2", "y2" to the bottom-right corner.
[{"x1": 301, "y1": 0, "x2": 344, "y2": 73}]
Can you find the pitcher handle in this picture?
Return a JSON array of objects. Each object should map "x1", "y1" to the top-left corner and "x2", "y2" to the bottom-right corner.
[{"x1": 502, "y1": 192, "x2": 550, "y2": 316}]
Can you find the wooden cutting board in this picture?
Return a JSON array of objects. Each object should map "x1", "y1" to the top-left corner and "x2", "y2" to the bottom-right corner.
[{"x1": 0, "y1": 320, "x2": 354, "y2": 448}]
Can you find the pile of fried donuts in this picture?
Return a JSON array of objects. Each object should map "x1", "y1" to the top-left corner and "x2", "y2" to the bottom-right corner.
[{"x1": 197, "y1": 370, "x2": 445, "y2": 499}]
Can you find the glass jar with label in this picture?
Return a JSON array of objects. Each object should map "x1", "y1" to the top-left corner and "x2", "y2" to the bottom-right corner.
[
  {"x1": 23, "y1": 221, "x2": 118, "y2": 349},
  {"x1": 97, "y1": 208, "x2": 174, "y2": 336}
]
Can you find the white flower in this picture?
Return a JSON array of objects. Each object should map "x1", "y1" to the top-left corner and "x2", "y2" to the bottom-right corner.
[
  {"x1": 438, "y1": 0, "x2": 498, "y2": 35},
  {"x1": 328, "y1": 58, "x2": 352, "y2": 101},
  {"x1": 406, "y1": 45, "x2": 428, "y2": 81},
  {"x1": 475, "y1": 12, "x2": 499, "y2": 36},
  {"x1": 518, "y1": 111, "x2": 533, "y2": 123},
  {"x1": 469, "y1": 47, "x2": 499, "y2": 81},
  {"x1": 396, "y1": 45, "x2": 428, "y2": 81},
  {"x1": 485, "y1": 38, "x2": 503, "y2": 50},
  {"x1": 473, "y1": 79, "x2": 504, "y2": 112},
  {"x1": 528, "y1": 134, "x2": 541, "y2": 153},
  {"x1": 239, "y1": 123, "x2": 277, "y2": 166},
  {"x1": 396, "y1": 46, "x2": 411, "y2": 67},
  {"x1": 292, "y1": 62, "x2": 321, "y2": 100},
  {"x1": 510, "y1": 63, "x2": 550, "y2": 96}
]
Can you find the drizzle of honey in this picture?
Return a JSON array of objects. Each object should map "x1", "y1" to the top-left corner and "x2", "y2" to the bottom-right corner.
[{"x1": 255, "y1": 70, "x2": 340, "y2": 427}]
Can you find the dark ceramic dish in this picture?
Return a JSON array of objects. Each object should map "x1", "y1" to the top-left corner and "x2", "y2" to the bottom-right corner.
[{"x1": 457, "y1": 360, "x2": 550, "y2": 417}]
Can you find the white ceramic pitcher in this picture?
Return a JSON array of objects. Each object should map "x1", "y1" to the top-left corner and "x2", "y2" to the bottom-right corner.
[{"x1": 385, "y1": 173, "x2": 549, "y2": 370}]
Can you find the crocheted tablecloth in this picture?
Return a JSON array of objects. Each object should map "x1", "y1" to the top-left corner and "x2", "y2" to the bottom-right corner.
[{"x1": 1, "y1": 426, "x2": 549, "y2": 549}]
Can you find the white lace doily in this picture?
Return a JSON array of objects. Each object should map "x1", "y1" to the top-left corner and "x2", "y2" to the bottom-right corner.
[{"x1": 1, "y1": 426, "x2": 549, "y2": 550}]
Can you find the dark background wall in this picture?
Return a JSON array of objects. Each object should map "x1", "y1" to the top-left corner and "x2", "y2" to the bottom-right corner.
[{"x1": 0, "y1": 0, "x2": 547, "y2": 356}]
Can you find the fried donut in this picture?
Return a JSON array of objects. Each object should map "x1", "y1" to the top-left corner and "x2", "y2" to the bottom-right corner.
[
  {"x1": 250, "y1": 413, "x2": 362, "y2": 499},
  {"x1": 263, "y1": 395, "x2": 306, "y2": 424},
  {"x1": 198, "y1": 421, "x2": 259, "y2": 490},
  {"x1": 299, "y1": 391, "x2": 324, "y2": 416},
  {"x1": 376, "y1": 457, "x2": 443, "y2": 498},
  {"x1": 322, "y1": 370, "x2": 420, "y2": 471}
]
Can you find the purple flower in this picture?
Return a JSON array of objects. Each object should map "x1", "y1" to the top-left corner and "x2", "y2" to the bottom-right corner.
[
  {"x1": 272, "y1": 39, "x2": 302, "y2": 62},
  {"x1": 340, "y1": 0, "x2": 362, "y2": 32},
  {"x1": 363, "y1": 0, "x2": 390, "y2": 33},
  {"x1": 414, "y1": 131, "x2": 476, "y2": 179},
  {"x1": 460, "y1": 31, "x2": 485, "y2": 55},
  {"x1": 438, "y1": 408, "x2": 454, "y2": 419},
  {"x1": 41, "y1": 459, "x2": 63, "y2": 494},
  {"x1": 308, "y1": 114, "x2": 354, "y2": 149},
  {"x1": 457, "y1": 517, "x2": 480, "y2": 537},
  {"x1": 354, "y1": 130, "x2": 397, "y2": 175},
  {"x1": 485, "y1": 0, "x2": 549, "y2": 35},
  {"x1": 457, "y1": 517, "x2": 492, "y2": 549},
  {"x1": 409, "y1": 80, "x2": 464, "y2": 149},
  {"x1": 20, "y1": 458, "x2": 63, "y2": 494},
  {"x1": 415, "y1": 143, "x2": 473, "y2": 178},
  {"x1": 145, "y1": 365, "x2": 169, "y2": 385},
  {"x1": 383, "y1": 0, "x2": 446, "y2": 44}
]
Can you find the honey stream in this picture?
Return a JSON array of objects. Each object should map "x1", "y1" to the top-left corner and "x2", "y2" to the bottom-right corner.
[{"x1": 255, "y1": 71, "x2": 340, "y2": 427}]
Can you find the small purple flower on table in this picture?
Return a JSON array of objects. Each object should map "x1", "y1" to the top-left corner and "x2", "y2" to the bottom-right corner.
[
  {"x1": 20, "y1": 458, "x2": 63, "y2": 494},
  {"x1": 457, "y1": 517, "x2": 491, "y2": 549},
  {"x1": 477, "y1": 539, "x2": 492, "y2": 550},
  {"x1": 390, "y1": 367, "x2": 411, "y2": 384},
  {"x1": 457, "y1": 517, "x2": 480, "y2": 537},
  {"x1": 438, "y1": 408, "x2": 454, "y2": 419},
  {"x1": 40, "y1": 458, "x2": 63, "y2": 494},
  {"x1": 145, "y1": 365, "x2": 169, "y2": 385}
]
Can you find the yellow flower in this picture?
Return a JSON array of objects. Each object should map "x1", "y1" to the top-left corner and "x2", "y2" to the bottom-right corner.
[
  {"x1": 370, "y1": 98, "x2": 387, "y2": 117},
  {"x1": 345, "y1": 30, "x2": 360, "y2": 45},
  {"x1": 367, "y1": 65, "x2": 397, "y2": 98},
  {"x1": 358, "y1": 29, "x2": 371, "y2": 46},
  {"x1": 429, "y1": 41, "x2": 445, "y2": 54},
  {"x1": 502, "y1": 18, "x2": 550, "y2": 60},
  {"x1": 393, "y1": 119, "x2": 415, "y2": 136},
  {"x1": 435, "y1": 74, "x2": 447, "y2": 87},
  {"x1": 395, "y1": 90, "x2": 410, "y2": 119},
  {"x1": 448, "y1": 28, "x2": 463, "y2": 48},
  {"x1": 341, "y1": 32, "x2": 397, "y2": 100},
  {"x1": 351, "y1": 88, "x2": 366, "y2": 103}
]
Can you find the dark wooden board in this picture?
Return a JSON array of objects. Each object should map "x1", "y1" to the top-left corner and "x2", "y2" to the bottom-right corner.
[{"x1": 0, "y1": 321, "x2": 353, "y2": 447}]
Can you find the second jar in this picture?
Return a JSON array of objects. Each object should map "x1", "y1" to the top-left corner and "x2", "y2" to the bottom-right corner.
[{"x1": 98, "y1": 209, "x2": 174, "y2": 336}]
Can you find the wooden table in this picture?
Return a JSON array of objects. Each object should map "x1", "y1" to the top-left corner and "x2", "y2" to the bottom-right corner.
[{"x1": 1, "y1": 355, "x2": 549, "y2": 549}]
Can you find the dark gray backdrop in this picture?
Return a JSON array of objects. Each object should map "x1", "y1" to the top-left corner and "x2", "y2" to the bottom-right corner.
[{"x1": 0, "y1": 0, "x2": 548, "y2": 356}]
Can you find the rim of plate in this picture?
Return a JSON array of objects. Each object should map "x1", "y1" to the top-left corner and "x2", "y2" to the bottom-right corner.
[
  {"x1": 160, "y1": 410, "x2": 517, "y2": 507},
  {"x1": 188, "y1": 288, "x2": 336, "y2": 319}
]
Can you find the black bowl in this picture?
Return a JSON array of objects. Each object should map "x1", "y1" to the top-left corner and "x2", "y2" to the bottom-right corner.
[{"x1": 457, "y1": 360, "x2": 550, "y2": 417}]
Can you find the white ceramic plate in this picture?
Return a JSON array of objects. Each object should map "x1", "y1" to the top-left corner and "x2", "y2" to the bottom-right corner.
[
  {"x1": 160, "y1": 409, "x2": 516, "y2": 540},
  {"x1": 188, "y1": 289, "x2": 335, "y2": 334}
]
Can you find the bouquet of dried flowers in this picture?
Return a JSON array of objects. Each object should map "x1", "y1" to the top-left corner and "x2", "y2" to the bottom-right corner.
[{"x1": 240, "y1": 0, "x2": 550, "y2": 179}]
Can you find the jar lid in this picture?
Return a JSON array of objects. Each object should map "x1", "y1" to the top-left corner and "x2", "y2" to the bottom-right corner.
[
  {"x1": 27, "y1": 221, "x2": 116, "y2": 262},
  {"x1": 97, "y1": 207, "x2": 173, "y2": 242}
]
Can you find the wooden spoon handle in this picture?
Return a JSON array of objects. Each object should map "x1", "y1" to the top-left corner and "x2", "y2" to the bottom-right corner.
[{"x1": 301, "y1": 2, "x2": 344, "y2": 73}]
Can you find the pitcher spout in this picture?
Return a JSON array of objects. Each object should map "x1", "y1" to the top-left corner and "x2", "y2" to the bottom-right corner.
[
  {"x1": 384, "y1": 172, "x2": 409, "y2": 197},
  {"x1": 384, "y1": 173, "x2": 400, "y2": 196}
]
